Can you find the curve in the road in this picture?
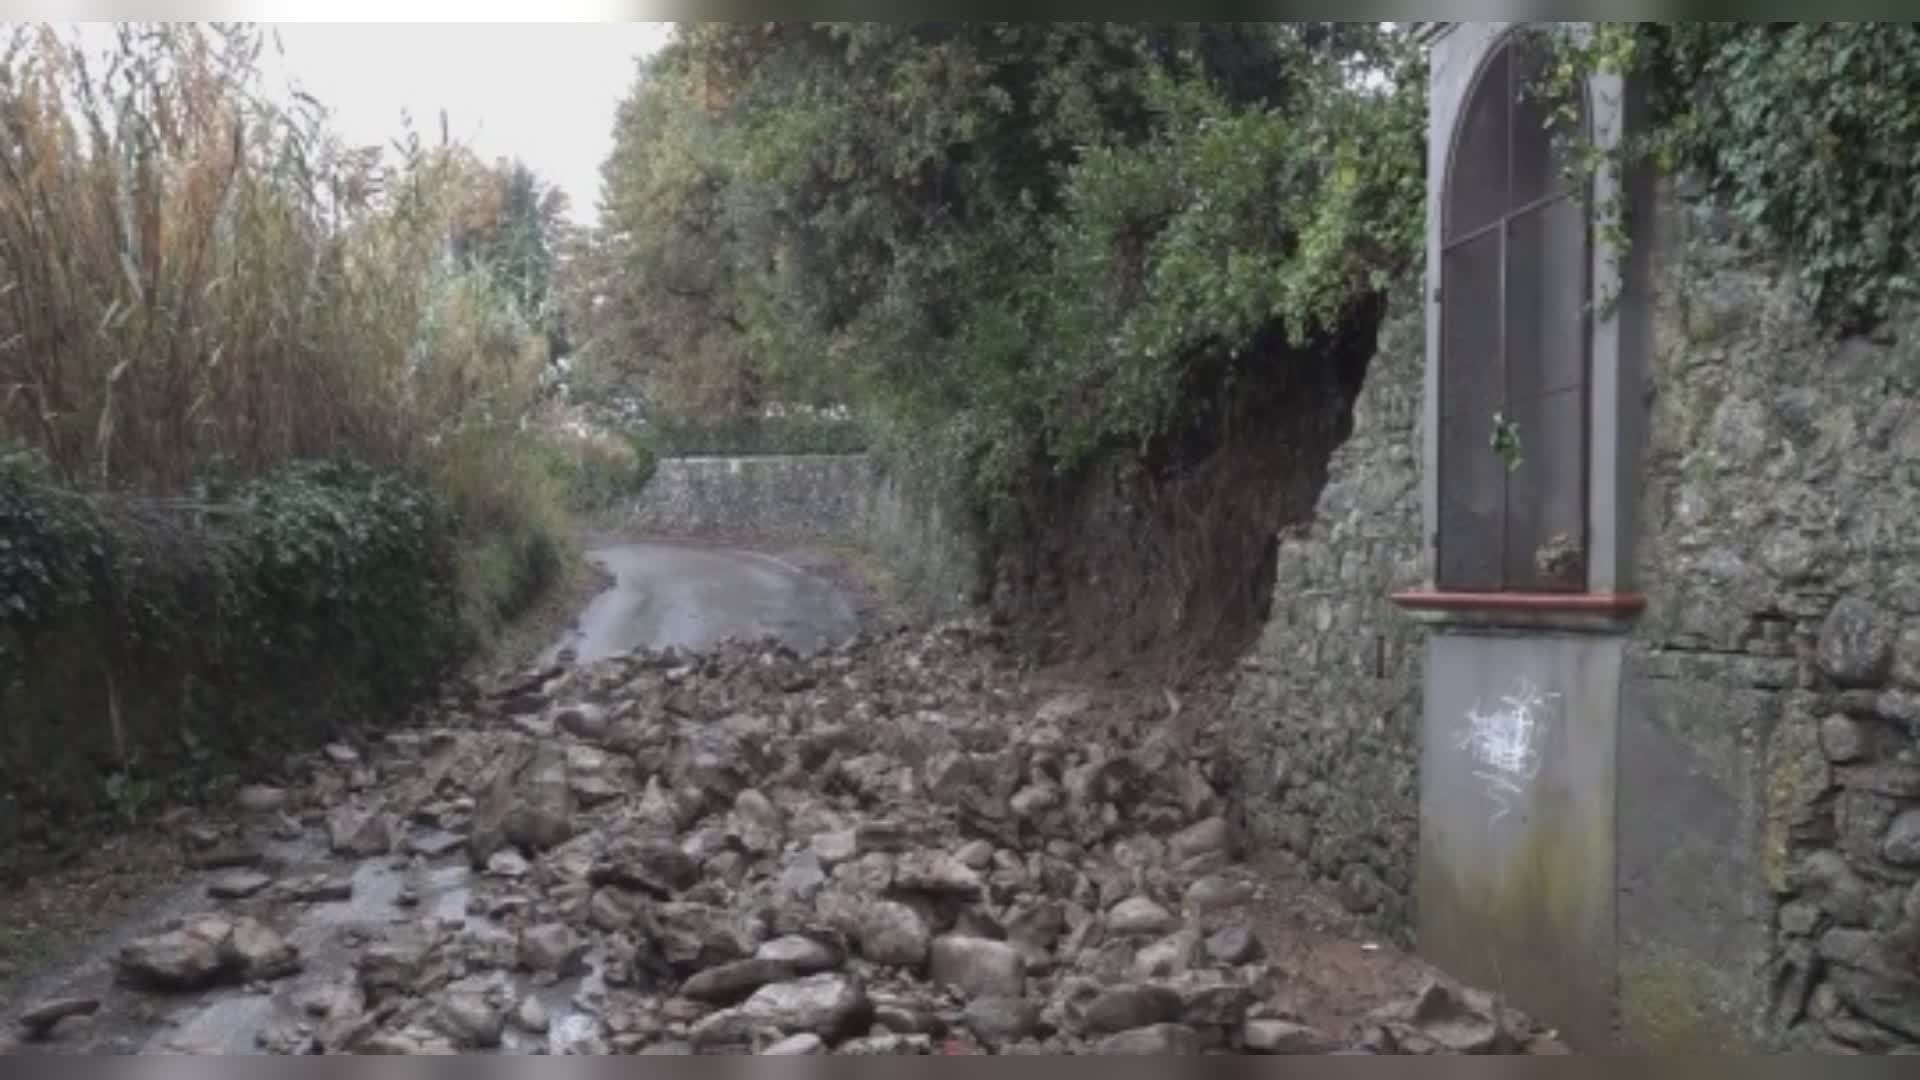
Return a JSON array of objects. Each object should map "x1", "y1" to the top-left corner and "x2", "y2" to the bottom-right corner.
[{"x1": 545, "y1": 541, "x2": 861, "y2": 666}]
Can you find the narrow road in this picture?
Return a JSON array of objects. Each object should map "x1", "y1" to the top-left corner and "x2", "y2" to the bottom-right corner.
[
  {"x1": 0, "y1": 538, "x2": 863, "y2": 1055},
  {"x1": 544, "y1": 541, "x2": 861, "y2": 665}
]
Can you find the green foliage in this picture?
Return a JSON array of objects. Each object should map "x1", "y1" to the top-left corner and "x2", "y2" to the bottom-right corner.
[
  {"x1": 1552, "y1": 23, "x2": 1920, "y2": 334},
  {"x1": 584, "y1": 23, "x2": 1426, "y2": 529},
  {"x1": 232, "y1": 461, "x2": 458, "y2": 697},
  {"x1": 0, "y1": 445, "x2": 100, "y2": 638},
  {"x1": 0, "y1": 458, "x2": 482, "y2": 845}
]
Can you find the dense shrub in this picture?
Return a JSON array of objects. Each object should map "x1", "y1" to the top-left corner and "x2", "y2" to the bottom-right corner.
[{"x1": 0, "y1": 455, "x2": 477, "y2": 854}]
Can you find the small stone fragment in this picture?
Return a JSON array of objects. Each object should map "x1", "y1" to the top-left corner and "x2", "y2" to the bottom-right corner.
[
  {"x1": 1095, "y1": 1023, "x2": 1202, "y2": 1055},
  {"x1": 208, "y1": 869, "x2": 274, "y2": 900},
  {"x1": 1108, "y1": 897, "x2": 1176, "y2": 937},
  {"x1": 860, "y1": 900, "x2": 932, "y2": 967},
  {"x1": 761, "y1": 1032, "x2": 826, "y2": 1055},
  {"x1": 513, "y1": 995, "x2": 551, "y2": 1034},
  {"x1": 1243, "y1": 1019, "x2": 1345, "y2": 1054},
  {"x1": 929, "y1": 936, "x2": 1025, "y2": 1000},
  {"x1": 18, "y1": 997, "x2": 100, "y2": 1041}
]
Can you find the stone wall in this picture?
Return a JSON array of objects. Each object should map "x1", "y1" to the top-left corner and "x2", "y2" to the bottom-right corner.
[
  {"x1": 612, "y1": 453, "x2": 984, "y2": 622},
  {"x1": 1228, "y1": 293, "x2": 1426, "y2": 942},
  {"x1": 618, "y1": 454, "x2": 877, "y2": 543},
  {"x1": 1229, "y1": 191, "x2": 1920, "y2": 1049},
  {"x1": 1619, "y1": 201, "x2": 1920, "y2": 1053}
]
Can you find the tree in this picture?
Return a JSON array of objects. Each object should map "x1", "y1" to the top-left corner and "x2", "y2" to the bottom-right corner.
[
  {"x1": 446, "y1": 154, "x2": 569, "y2": 359},
  {"x1": 582, "y1": 22, "x2": 1425, "y2": 517}
]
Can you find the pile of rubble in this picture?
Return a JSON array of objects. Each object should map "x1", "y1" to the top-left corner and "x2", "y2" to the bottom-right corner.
[{"x1": 80, "y1": 623, "x2": 1558, "y2": 1054}]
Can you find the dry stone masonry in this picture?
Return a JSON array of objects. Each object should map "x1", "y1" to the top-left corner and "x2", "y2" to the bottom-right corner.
[
  {"x1": 1229, "y1": 294, "x2": 1425, "y2": 941},
  {"x1": 1231, "y1": 190, "x2": 1920, "y2": 1050}
]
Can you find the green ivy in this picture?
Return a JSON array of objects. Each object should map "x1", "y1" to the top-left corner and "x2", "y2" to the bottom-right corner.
[
  {"x1": 1550, "y1": 22, "x2": 1920, "y2": 335},
  {"x1": 0, "y1": 458, "x2": 465, "y2": 845},
  {"x1": 0, "y1": 446, "x2": 101, "y2": 638}
]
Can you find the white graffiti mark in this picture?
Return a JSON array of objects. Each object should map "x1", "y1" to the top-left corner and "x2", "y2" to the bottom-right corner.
[{"x1": 1457, "y1": 677, "x2": 1557, "y2": 823}]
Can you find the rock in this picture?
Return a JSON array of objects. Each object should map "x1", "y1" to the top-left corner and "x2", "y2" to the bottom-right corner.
[
  {"x1": 811, "y1": 829, "x2": 860, "y2": 866},
  {"x1": 324, "y1": 741, "x2": 361, "y2": 766},
  {"x1": 1108, "y1": 897, "x2": 1176, "y2": 937},
  {"x1": 1179, "y1": 979, "x2": 1255, "y2": 1027},
  {"x1": 590, "y1": 836, "x2": 701, "y2": 897},
  {"x1": 327, "y1": 802, "x2": 394, "y2": 856},
  {"x1": 549, "y1": 1013, "x2": 612, "y2": 1055},
  {"x1": 512, "y1": 995, "x2": 551, "y2": 1034},
  {"x1": 964, "y1": 995, "x2": 1041, "y2": 1047},
  {"x1": 1095, "y1": 1023, "x2": 1202, "y2": 1055},
  {"x1": 1243, "y1": 1019, "x2": 1344, "y2": 1053},
  {"x1": 1084, "y1": 983, "x2": 1185, "y2": 1034},
  {"x1": 1819, "y1": 597, "x2": 1895, "y2": 687},
  {"x1": 775, "y1": 852, "x2": 828, "y2": 904},
  {"x1": 519, "y1": 923, "x2": 586, "y2": 976},
  {"x1": 681, "y1": 958, "x2": 796, "y2": 1005},
  {"x1": 17, "y1": 997, "x2": 100, "y2": 1041},
  {"x1": 283, "y1": 875, "x2": 353, "y2": 904},
  {"x1": 357, "y1": 922, "x2": 446, "y2": 999},
  {"x1": 689, "y1": 973, "x2": 872, "y2": 1047},
  {"x1": 840, "y1": 1032, "x2": 933, "y2": 1055},
  {"x1": 471, "y1": 743, "x2": 575, "y2": 864},
  {"x1": 208, "y1": 869, "x2": 274, "y2": 900},
  {"x1": 118, "y1": 917, "x2": 234, "y2": 991},
  {"x1": 761, "y1": 1033, "x2": 826, "y2": 1055},
  {"x1": 894, "y1": 851, "x2": 984, "y2": 897},
  {"x1": 437, "y1": 992, "x2": 506, "y2": 1049},
  {"x1": 756, "y1": 935, "x2": 842, "y2": 974},
  {"x1": 1205, "y1": 926, "x2": 1263, "y2": 965},
  {"x1": 225, "y1": 917, "x2": 301, "y2": 981},
  {"x1": 237, "y1": 785, "x2": 289, "y2": 813},
  {"x1": 486, "y1": 850, "x2": 531, "y2": 879},
  {"x1": 860, "y1": 900, "x2": 932, "y2": 967},
  {"x1": 1884, "y1": 809, "x2": 1920, "y2": 866},
  {"x1": 1378, "y1": 978, "x2": 1517, "y2": 1054},
  {"x1": 182, "y1": 824, "x2": 224, "y2": 850},
  {"x1": 588, "y1": 887, "x2": 643, "y2": 932},
  {"x1": 407, "y1": 829, "x2": 466, "y2": 859},
  {"x1": 1134, "y1": 930, "x2": 1203, "y2": 979},
  {"x1": 502, "y1": 747, "x2": 576, "y2": 853},
  {"x1": 555, "y1": 703, "x2": 609, "y2": 740},
  {"x1": 1820, "y1": 715, "x2": 1871, "y2": 764},
  {"x1": 1183, "y1": 874, "x2": 1255, "y2": 914},
  {"x1": 929, "y1": 936, "x2": 1026, "y2": 999},
  {"x1": 1170, "y1": 817, "x2": 1231, "y2": 862}
]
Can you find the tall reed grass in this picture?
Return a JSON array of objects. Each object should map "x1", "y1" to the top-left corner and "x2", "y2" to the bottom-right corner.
[
  {"x1": 0, "y1": 23, "x2": 549, "y2": 496},
  {"x1": 0, "y1": 23, "x2": 570, "y2": 646}
]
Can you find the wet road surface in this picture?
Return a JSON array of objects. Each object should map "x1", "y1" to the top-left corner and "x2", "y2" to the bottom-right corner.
[{"x1": 543, "y1": 541, "x2": 861, "y2": 666}]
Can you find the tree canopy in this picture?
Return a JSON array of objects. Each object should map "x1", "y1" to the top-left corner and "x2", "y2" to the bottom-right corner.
[{"x1": 575, "y1": 22, "x2": 1427, "y2": 523}]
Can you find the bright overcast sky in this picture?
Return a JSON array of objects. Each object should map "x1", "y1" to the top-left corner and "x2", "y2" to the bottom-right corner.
[{"x1": 261, "y1": 23, "x2": 674, "y2": 224}]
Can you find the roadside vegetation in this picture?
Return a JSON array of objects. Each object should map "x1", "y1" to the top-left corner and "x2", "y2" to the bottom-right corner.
[{"x1": 0, "y1": 24, "x2": 583, "y2": 860}]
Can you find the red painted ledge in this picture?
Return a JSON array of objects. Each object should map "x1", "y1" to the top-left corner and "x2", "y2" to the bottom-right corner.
[{"x1": 1389, "y1": 589, "x2": 1648, "y2": 616}]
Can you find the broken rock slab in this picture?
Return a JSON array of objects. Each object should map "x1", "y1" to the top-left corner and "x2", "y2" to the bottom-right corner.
[
  {"x1": 117, "y1": 915, "x2": 298, "y2": 992},
  {"x1": 689, "y1": 973, "x2": 874, "y2": 1049}
]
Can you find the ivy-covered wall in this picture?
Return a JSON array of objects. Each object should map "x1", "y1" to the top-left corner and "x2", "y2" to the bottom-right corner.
[{"x1": 0, "y1": 454, "x2": 466, "y2": 872}]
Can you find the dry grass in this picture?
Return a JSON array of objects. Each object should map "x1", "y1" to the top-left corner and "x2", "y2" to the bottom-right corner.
[{"x1": 0, "y1": 23, "x2": 547, "y2": 496}]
